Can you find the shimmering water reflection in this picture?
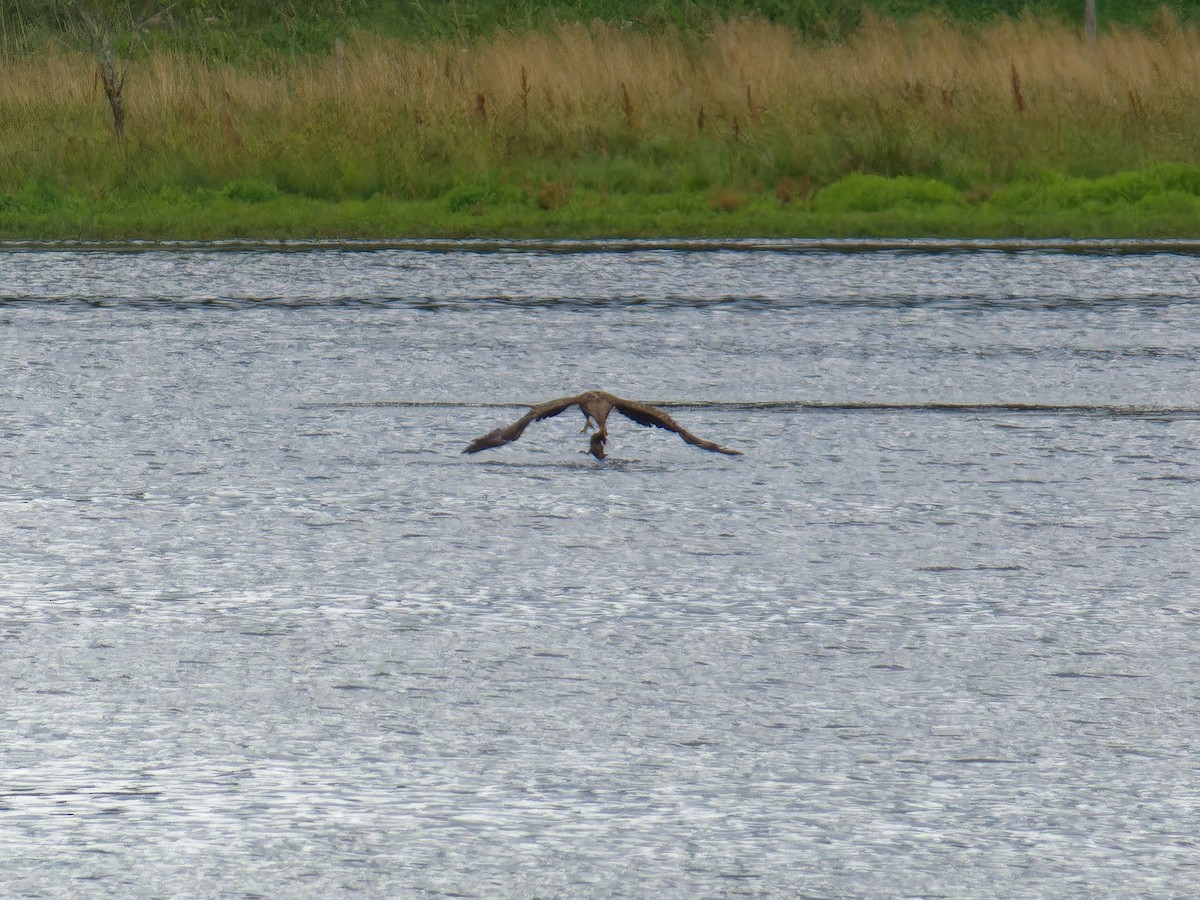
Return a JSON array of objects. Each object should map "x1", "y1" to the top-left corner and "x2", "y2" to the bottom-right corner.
[{"x1": 2, "y1": 246, "x2": 1199, "y2": 896}]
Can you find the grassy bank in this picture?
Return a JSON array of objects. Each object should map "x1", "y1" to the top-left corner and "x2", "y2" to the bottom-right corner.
[{"x1": 4, "y1": 12, "x2": 1200, "y2": 238}]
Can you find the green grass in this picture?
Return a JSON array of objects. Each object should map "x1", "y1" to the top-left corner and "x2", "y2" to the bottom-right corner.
[
  {"x1": 4, "y1": 164, "x2": 1200, "y2": 240},
  {"x1": 4, "y1": 9, "x2": 1200, "y2": 239}
]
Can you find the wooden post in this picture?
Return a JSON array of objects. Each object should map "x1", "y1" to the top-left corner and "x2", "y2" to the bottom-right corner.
[
  {"x1": 80, "y1": 12, "x2": 128, "y2": 140},
  {"x1": 99, "y1": 51, "x2": 127, "y2": 139},
  {"x1": 1085, "y1": 0, "x2": 1097, "y2": 44}
]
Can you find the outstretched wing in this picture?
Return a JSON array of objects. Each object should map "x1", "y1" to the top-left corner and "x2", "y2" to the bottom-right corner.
[
  {"x1": 612, "y1": 398, "x2": 742, "y2": 455},
  {"x1": 463, "y1": 395, "x2": 582, "y2": 453}
]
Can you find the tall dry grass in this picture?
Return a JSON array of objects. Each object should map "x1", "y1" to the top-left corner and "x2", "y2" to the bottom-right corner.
[{"x1": 2, "y1": 12, "x2": 1200, "y2": 200}]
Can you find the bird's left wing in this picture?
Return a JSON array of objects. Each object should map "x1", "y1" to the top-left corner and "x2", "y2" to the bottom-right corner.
[
  {"x1": 463, "y1": 395, "x2": 582, "y2": 453},
  {"x1": 612, "y1": 398, "x2": 742, "y2": 455}
]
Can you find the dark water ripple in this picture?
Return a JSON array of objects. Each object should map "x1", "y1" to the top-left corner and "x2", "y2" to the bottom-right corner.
[{"x1": 2, "y1": 247, "x2": 1200, "y2": 896}]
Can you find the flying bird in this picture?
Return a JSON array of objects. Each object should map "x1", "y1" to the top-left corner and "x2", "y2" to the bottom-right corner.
[{"x1": 464, "y1": 390, "x2": 742, "y2": 460}]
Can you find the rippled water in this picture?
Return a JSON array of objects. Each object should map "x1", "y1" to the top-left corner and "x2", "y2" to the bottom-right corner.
[{"x1": 2, "y1": 243, "x2": 1200, "y2": 896}]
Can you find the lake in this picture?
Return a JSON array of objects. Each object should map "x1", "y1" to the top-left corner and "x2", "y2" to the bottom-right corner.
[{"x1": 2, "y1": 241, "x2": 1198, "y2": 896}]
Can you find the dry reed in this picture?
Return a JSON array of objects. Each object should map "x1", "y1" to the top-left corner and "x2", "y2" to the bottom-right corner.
[{"x1": 2, "y1": 13, "x2": 1200, "y2": 197}]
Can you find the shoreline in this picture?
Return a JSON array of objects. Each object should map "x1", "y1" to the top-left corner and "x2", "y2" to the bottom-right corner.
[
  {"x1": 4, "y1": 167, "x2": 1200, "y2": 242},
  {"x1": 4, "y1": 15, "x2": 1200, "y2": 240},
  {"x1": 5, "y1": 236, "x2": 1200, "y2": 255}
]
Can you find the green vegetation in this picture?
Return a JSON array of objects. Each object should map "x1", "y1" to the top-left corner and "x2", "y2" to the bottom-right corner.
[
  {"x1": 4, "y1": 1, "x2": 1198, "y2": 59},
  {"x1": 2, "y1": 4, "x2": 1200, "y2": 238},
  {"x1": 5, "y1": 166, "x2": 1200, "y2": 241}
]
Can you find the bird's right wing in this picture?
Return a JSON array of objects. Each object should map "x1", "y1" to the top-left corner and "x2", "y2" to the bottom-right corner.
[
  {"x1": 612, "y1": 398, "x2": 742, "y2": 455},
  {"x1": 463, "y1": 395, "x2": 581, "y2": 453}
]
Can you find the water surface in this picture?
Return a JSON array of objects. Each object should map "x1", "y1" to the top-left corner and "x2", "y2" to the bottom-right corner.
[{"x1": 2, "y1": 245, "x2": 1199, "y2": 896}]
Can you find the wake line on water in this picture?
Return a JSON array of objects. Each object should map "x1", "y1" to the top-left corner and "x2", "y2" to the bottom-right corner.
[{"x1": 304, "y1": 400, "x2": 1200, "y2": 418}]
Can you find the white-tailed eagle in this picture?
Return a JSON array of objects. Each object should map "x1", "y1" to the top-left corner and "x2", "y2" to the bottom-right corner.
[{"x1": 464, "y1": 391, "x2": 742, "y2": 460}]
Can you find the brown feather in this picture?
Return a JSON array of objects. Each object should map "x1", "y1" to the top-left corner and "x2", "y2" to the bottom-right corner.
[
  {"x1": 612, "y1": 398, "x2": 743, "y2": 455},
  {"x1": 464, "y1": 390, "x2": 741, "y2": 457},
  {"x1": 463, "y1": 395, "x2": 581, "y2": 453}
]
